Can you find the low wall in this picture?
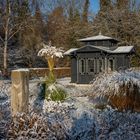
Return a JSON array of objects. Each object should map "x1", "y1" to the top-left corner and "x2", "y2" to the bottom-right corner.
[{"x1": 29, "y1": 67, "x2": 71, "y2": 78}]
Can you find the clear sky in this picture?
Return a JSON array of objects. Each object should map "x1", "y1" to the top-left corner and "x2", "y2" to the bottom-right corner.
[{"x1": 90, "y1": 0, "x2": 100, "y2": 13}]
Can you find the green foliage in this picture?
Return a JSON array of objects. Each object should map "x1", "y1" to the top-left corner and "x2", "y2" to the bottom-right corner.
[
  {"x1": 45, "y1": 85, "x2": 67, "y2": 102},
  {"x1": 39, "y1": 71, "x2": 67, "y2": 102},
  {"x1": 45, "y1": 71, "x2": 56, "y2": 85}
]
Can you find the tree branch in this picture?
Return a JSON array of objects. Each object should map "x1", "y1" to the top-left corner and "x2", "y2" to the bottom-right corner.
[
  {"x1": 8, "y1": 23, "x2": 23, "y2": 35},
  {"x1": 8, "y1": 26, "x2": 22, "y2": 41}
]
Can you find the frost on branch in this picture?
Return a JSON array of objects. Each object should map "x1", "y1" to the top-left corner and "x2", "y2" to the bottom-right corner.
[{"x1": 7, "y1": 112, "x2": 68, "y2": 139}]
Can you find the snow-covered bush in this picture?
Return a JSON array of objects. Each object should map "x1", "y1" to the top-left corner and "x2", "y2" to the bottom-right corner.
[
  {"x1": 0, "y1": 81, "x2": 10, "y2": 100},
  {"x1": 7, "y1": 113, "x2": 68, "y2": 139},
  {"x1": 90, "y1": 69, "x2": 140, "y2": 112},
  {"x1": 1, "y1": 79, "x2": 140, "y2": 139}
]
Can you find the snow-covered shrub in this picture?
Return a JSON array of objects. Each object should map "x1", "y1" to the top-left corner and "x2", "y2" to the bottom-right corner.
[
  {"x1": 7, "y1": 112, "x2": 68, "y2": 139},
  {"x1": 109, "y1": 81, "x2": 140, "y2": 112},
  {"x1": 0, "y1": 81, "x2": 10, "y2": 100},
  {"x1": 90, "y1": 69, "x2": 140, "y2": 112}
]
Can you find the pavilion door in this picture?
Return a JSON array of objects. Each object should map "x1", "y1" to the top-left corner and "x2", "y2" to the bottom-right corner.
[
  {"x1": 108, "y1": 59, "x2": 114, "y2": 72},
  {"x1": 78, "y1": 58, "x2": 95, "y2": 84}
]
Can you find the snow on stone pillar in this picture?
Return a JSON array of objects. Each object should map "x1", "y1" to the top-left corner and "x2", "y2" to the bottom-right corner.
[{"x1": 11, "y1": 69, "x2": 29, "y2": 115}]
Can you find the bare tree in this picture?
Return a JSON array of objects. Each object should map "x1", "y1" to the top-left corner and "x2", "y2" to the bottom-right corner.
[
  {"x1": 82, "y1": 0, "x2": 90, "y2": 23},
  {"x1": 100, "y1": 0, "x2": 111, "y2": 11},
  {"x1": 0, "y1": 0, "x2": 45, "y2": 71},
  {"x1": 0, "y1": 0, "x2": 25, "y2": 74}
]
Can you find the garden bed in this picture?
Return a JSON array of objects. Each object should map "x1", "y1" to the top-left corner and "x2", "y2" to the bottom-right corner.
[{"x1": 0, "y1": 69, "x2": 140, "y2": 139}]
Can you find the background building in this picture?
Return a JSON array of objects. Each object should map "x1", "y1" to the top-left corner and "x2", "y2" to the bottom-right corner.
[{"x1": 65, "y1": 33, "x2": 134, "y2": 84}]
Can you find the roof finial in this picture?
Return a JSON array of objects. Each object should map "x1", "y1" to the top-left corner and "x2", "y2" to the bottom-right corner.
[
  {"x1": 99, "y1": 31, "x2": 102, "y2": 35},
  {"x1": 48, "y1": 40, "x2": 52, "y2": 47}
]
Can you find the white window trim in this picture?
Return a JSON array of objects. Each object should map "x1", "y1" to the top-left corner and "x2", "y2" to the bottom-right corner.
[{"x1": 97, "y1": 58, "x2": 104, "y2": 73}]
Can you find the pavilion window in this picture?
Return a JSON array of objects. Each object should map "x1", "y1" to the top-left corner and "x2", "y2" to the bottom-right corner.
[
  {"x1": 87, "y1": 59, "x2": 95, "y2": 74},
  {"x1": 97, "y1": 41, "x2": 103, "y2": 46},
  {"x1": 94, "y1": 41, "x2": 97, "y2": 46},
  {"x1": 99, "y1": 60, "x2": 102, "y2": 72},
  {"x1": 98, "y1": 59, "x2": 103, "y2": 73},
  {"x1": 79, "y1": 59, "x2": 85, "y2": 74},
  {"x1": 109, "y1": 59, "x2": 114, "y2": 71},
  {"x1": 103, "y1": 41, "x2": 109, "y2": 46}
]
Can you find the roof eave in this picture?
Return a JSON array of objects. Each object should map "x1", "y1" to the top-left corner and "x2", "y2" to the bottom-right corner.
[{"x1": 78, "y1": 39, "x2": 119, "y2": 42}]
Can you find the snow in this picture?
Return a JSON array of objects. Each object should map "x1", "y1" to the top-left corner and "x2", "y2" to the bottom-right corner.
[
  {"x1": 12, "y1": 68, "x2": 29, "y2": 72},
  {"x1": 78, "y1": 34, "x2": 118, "y2": 41},
  {"x1": 38, "y1": 43, "x2": 64, "y2": 58},
  {"x1": 0, "y1": 69, "x2": 140, "y2": 139},
  {"x1": 107, "y1": 46, "x2": 134, "y2": 53},
  {"x1": 65, "y1": 45, "x2": 134, "y2": 55},
  {"x1": 56, "y1": 77, "x2": 92, "y2": 97},
  {"x1": 93, "y1": 45, "x2": 134, "y2": 53},
  {"x1": 64, "y1": 48, "x2": 78, "y2": 55}
]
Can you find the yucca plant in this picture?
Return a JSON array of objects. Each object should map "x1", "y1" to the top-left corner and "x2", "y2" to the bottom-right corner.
[
  {"x1": 45, "y1": 84, "x2": 67, "y2": 101},
  {"x1": 38, "y1": 42, "x2": 66, "y2": 101}
]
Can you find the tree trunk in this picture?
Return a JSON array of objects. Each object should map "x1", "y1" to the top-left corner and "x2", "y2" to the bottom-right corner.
[
  {"x1": 3, "y1": 40, "x2": 8, "y2": 73},
  {"x1": 83, "y1": 0, "x2": 90, "y2": 23},
  {"x1": 3, "y1": 0, "x2": 10, "y2": 75},
  {"x1": 3, "y1": 18, "x2": 9, "y2": 75}
]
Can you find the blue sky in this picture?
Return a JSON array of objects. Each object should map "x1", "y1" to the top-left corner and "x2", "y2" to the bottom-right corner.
[{"x1": 90, "y1": 0, "x2": 100, "y2": 13}]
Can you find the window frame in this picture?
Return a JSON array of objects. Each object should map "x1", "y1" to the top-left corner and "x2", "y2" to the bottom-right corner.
[
  {"x1": 79, "y1": 58, "x2": 86, "y2": 75},
  {"x1": 87, "y1": 58, "x2": 95, "y2": 75},
  {"x1": 108, "y1": 58, "x2": 115, "y2": 71},
  {"x1": 97, "y1": 58, "x2": 104, "y2": 73}
]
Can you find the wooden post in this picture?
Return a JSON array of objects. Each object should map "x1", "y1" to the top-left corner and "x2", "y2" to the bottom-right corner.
[{"x1": 11, "y1": 69, "x2": 29, "y2": 115}]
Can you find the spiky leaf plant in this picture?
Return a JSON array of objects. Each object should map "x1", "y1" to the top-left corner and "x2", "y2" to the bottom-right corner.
[{"x1": 38, "y1": 42, "x2": 66, "y2": 101}]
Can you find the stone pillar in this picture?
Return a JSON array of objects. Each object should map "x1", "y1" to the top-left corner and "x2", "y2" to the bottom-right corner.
[{"x1": 11, "y1": 69, "x2": 29, "y2": 115}]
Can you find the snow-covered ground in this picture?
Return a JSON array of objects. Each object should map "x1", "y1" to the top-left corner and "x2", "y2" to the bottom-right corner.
[{"x1": 0, "y1": 69, "x2": 140, "y2": 139}]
